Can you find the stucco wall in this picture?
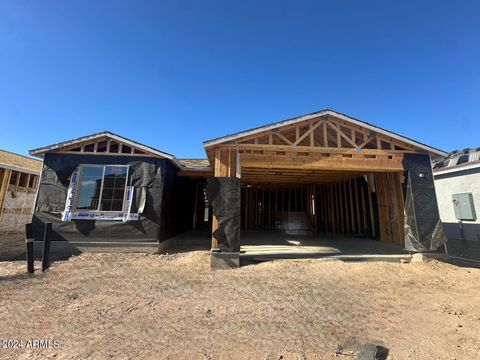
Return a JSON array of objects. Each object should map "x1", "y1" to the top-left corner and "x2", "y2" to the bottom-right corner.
[{"x1": 434, "y1": 166, "x2": 480, "y2": 249}]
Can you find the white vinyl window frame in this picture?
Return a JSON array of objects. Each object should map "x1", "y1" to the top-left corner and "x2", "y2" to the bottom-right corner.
[{"x1": 73, "y1": 164, "x2": 130, "y2": 213}]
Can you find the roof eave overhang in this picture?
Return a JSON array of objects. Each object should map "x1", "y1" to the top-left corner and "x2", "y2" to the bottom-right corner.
[
  {"x1": 28, "y1": 132, "x2": 186, "y2": 170},
  {"x1": 434, "y1": 160, "x2": 480, "y2": 176},
  {"x1": 0, "y1": 163, "x2": 41, "y2": 175},
  {"x1": 29, "y1": 132, "x2": 174, "y2": 159}
]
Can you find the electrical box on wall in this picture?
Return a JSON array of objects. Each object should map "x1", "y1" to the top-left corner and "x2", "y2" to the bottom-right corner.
[{"x1": 452, "y1": 193, "x2": 477, "y2": 221}]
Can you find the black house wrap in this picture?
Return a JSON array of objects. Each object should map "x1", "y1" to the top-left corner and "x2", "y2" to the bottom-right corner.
[
  {"x1": 205, "y1": 177, "x2": 241, "y2": 252},
  {"x1": 402, "y1": 153, "x2": 448, "y2": 251},
  {"x1": 32, "y1": 153, "x2": 196, "y2": 244}
]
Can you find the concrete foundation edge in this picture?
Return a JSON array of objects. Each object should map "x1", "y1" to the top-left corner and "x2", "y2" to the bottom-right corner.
[{"x1": 211, "y1": 250, "x2": 240, "y2": 269}]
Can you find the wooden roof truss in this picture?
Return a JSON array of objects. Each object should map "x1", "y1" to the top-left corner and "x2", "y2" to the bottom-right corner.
[{"x1": 205, "y1": 114, "x2": 422, "y2": 184}]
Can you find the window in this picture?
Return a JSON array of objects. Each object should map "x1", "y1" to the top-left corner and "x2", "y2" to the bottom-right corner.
[{"x1": 76, "y1": 165, "x2": 128, "y2": 212}]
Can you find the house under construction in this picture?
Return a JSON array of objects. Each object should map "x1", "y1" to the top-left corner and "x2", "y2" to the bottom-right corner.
[
  {"x1": 0, "y1": 149, "x2": 42, "y2": 235},
  {"x1": 29, "y1": 109, "x2": 448, "y2": 267}
]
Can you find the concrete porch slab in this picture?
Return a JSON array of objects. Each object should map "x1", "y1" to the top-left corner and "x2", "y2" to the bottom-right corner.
[{"x1": 239, "y1": 230, "x2": 409, "y2": 263}]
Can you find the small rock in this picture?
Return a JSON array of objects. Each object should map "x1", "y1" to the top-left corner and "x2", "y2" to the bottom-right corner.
[
  {"x1": 67, "y1": 291, "x2": 79, "y2": 300},
  {"x1": 206, "y1": 309, "x2": 213, "y2": 317}
]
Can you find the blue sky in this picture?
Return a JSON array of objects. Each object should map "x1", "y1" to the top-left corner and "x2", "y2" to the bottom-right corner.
[{"x1": 0, "y1": 1, "x2": 479, "y2": 158}]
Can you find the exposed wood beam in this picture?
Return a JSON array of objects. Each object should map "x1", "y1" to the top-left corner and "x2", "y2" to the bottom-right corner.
[
  {"x1": 309, "y1": 122, "x2": 314, "y2": 147},
  {"x1": 240, "y1": 153, "x2": 404, "y2": 172},
  {"x1": 323, "y1": 121, "x2": 328, "y2": 147},
  {"x1": 327, "y1": 121, "x2": 357, "y2": 148},
  {"x1": 359, "y1": 133, "x2": 376, "y2": 149},
  {"x1": 293, "y1": 120, "x2": 324, "y2": 146},
  {"x1": 222, "y1": 143, "x2": 411, "y2": 155},
  {"x1": 336, "y1": 125, "x2": 341, "y2": 148},
  {"x1": 367, "y1": 174, "x2": 376, "y2": 238},
  {"x1": 0, "y1": 169, "x2": 12, "y2": 220},
  {"x1": 274, "y1": 131, "x2": 293, "y2": 145}
]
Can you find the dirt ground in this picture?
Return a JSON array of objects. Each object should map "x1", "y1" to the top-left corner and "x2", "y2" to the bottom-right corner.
[
  {"x1": 1, "y1": 251, "x2": 480, "y2": 360},
  {"x1": 0, "y1": 234, "x2": 25, "y2": 261}
]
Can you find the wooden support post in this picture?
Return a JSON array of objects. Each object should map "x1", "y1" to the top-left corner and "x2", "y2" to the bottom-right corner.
[
  {"x1": 243, "y1": 186, "x2": 247, "y2": 230},
  {"x1": 294, "y1": 186, "x2": 298, "y2": 212},
  {"x1": 327, "y1": 184, "x2": 332, "y2": 233},
  {"x1": 323, "y1": 121, "x2": 328, "y2": 147},
  {"x1": 14, "y1": 170, "x2": 20, "y2": 192},
  {"x1": 319, "y1": 186, "x2": 324, "y2": 232},
  {"x1": 392, "y1": 172, "x2": 405, "y2": 244},
  {"x1": 309, "y1": 122, "x2": 314, "y2": 147},
  {"x1": 374, "y1": 172, "x2": 403, "y2": 243},
  {"x1": 367, "y1": 174, "x2": 376, "y2": 238},
  {"x1": 262, "y1": 187, "x2": 265, "y2": 228},
  {"x1": 375, "y1": 173, "x2": 388, "y2": 241},
  {"x1": 343, "y1": 181, "x2": 350, "y2": 233},
  {"x1": 330, "y1": 184, "x2": 338, "y2": 234},
  {"x1": 311, "y1": 186, "x2": 316, "y2": 231},
  {"x1": 338, "y1": 182, "x2": 344, "y2": 233},
  {"x1": 360, "y1": 185, "x2": 368, "y2": 234},
  {"x1": 354, "y1": 178, "x2": 362, "y2": 234},
  {"x1": 324, "y1": 185, "x2": 332, "y2": 233},
  {"x1": 25, "y1": 223, "x2": 34, "y2": 274},
  {"x1": 235, "y1": 150, "x2": 241, "y2": 179},
  {"x1": 0, "y1": 169, "x2": 12, "y2": 222},
  {"x1": 332, "y1": 183, "x2": 337, "y2": 232},
  {"x1": 41, "y1": 223, "x2": 52, "y2": 272},
  {"x1": 349, "y1": 179, "x2": 355, "y2": 233},
  {"x1": 211, "y1": 148, "x2": 236, "y2": 249},
  {"x1": 323, "y1": 186, "x2": 329, "y2": 233}
]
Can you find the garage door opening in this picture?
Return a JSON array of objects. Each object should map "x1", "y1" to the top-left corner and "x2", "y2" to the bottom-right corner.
[
  {"x1": 241, "y1": 175, "x2": 377, "y2": 236},
  {"x1": 239, "y1": 171, "x2": 408, "y2": 260}
]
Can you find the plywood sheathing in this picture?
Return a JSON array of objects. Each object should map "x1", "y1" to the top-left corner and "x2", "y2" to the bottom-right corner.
[{"x1": 0, "y1": 149, "x2": 42, "y2": 174}]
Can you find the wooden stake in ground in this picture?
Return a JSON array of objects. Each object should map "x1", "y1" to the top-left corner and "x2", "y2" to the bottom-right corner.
[
  {"x1": 26, "y1": 223, "x2": 34, "y2": 274},
  {"x1": 42, "y1": 223, "x2": 52, "y2": 272}
]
